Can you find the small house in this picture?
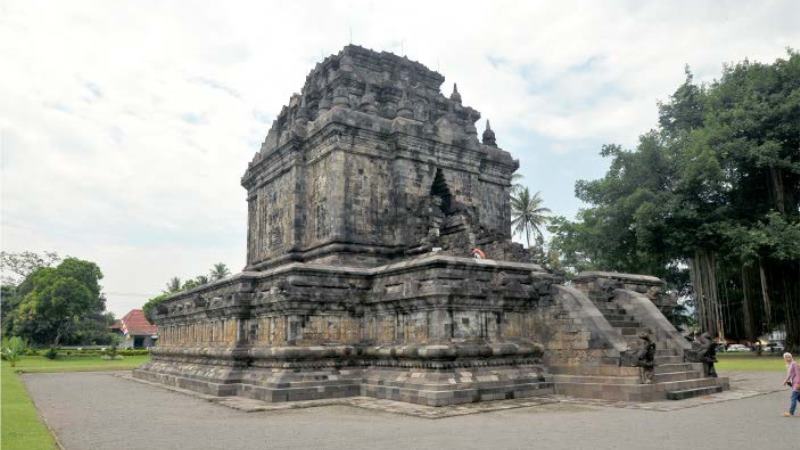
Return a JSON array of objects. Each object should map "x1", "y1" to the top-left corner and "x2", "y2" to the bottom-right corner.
[{"x1": 111, "y1": 309, "x2": 158, "y2": 348}]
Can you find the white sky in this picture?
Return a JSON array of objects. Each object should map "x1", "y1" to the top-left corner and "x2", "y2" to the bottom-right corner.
[{"x1": 2, "y1": 0, "x2": 798, "y2": 318}]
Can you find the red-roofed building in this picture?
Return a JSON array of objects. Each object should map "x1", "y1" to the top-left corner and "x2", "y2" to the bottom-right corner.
[{"x1": 111, "y1": 309, "x2": 158, "y2": 348}]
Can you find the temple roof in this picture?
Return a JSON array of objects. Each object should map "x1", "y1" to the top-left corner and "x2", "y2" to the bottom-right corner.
[{"x1": 246, "y1": 45, "x2": 507, "y2": 174}]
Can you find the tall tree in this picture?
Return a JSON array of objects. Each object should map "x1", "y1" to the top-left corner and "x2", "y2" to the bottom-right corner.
[
  {"x1": 550, "y1": 51, "x2": 800, "y2": 349},
  {"x1": 511, "y1": 188, "x2": 551, "y2": 249},
  {"x1": 1, "y1": 251, "x2": 60, "y2": 285},
  {"x1": 209, "y1": 263, "x2": 231, "y2": 281},
  {"x1": 164, "y1": 277, "x2": 181, "y2": 294},
  {"x1": 10, "y1": 258, "x2": 106, "y2": 347}
]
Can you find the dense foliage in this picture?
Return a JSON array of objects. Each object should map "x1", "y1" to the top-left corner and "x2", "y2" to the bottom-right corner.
[
  {"x1": 142, "y1": 262, "x2": 232, "y2": 321},
  {"x1": 1, "y1": 253, "x2": 115, "y2": 347},
  {"x1": 550, "y1": 52, "x2": 800, "y2": 350}
]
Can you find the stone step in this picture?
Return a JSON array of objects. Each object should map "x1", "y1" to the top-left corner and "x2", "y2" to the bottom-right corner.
[
  {"x1": 656, "y1": 348, "x2": 681, "y2": 356},
  {"x1": 655, "y1": 362, "x2": 703, "y2": 374},
  {"x1": 653, "y1": 371, "x2": 700, "y2": 383},
  {"x1": 655, "y1": 355, "x2": 684, "y2": 364},
  {"x1": 548, "y1": 365, "x2": 640, "y2": 377},
  {"x1": 656, "y1": 376, "x2": 726, "y2": 392},
  {"x1": 666, "y1": 385, "x2": 724, "y2": 400},
  {"x1": 553, "y1": 376, "x2": 728, "y2": 402},
  {"x1": 597, "y1": 308, "x2": 627, "y2": 316},
  {"x1": 601, "y1": 314, "x2": 630, "y2": 322},
  {"x1": 619, "y1": 327, "x2": 645, "y2": 336},
  {"x1": 608, "y1": 320, "x2": 641, "y2": 328},
  {"x1": 549, "y1": 374, "x2": 640, "y2": 385}
]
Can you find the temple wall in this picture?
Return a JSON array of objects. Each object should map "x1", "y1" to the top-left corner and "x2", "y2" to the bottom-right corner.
[
  {"x1": 158, "y1": 319, "x2": 239, "y2": 347},
  {"x1": 248, "y1": 167, "x2": 297, "y2": 265},
  {"x1": 302, "y1": 150, "x2": 341, "y2": 247},
  {"x1": 342, "y1": 150, "x2": 393, "y2": 244}
]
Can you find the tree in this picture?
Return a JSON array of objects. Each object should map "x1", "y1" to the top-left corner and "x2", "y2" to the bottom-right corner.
[
  {"x1": 1, "y1": 336, "x2": 27, "y2": 367},
  {"x1": 181, "y1": 275, "x2": 208, "y2": 291},
  {"x1": 511, "y1": 188, "x2": 551, "y2": 249},
  {"x1": 10, "y1": 258, "x2": 106, "y2": 347},
  {"x1": 511, "y1": 173, "x2": 525, "y2": 194},
  {"x1": 1, "y1": 284, "x2": 21, "y2": 336},
  {"x1": 549, "y1": 51, "x2": 800, "y2": 349},
  {"x1": 164, "y1": 277, "x2": 181, "y2": 294},
  {"x1": 143, "y1": 293, "x2": 169, "y2": 322},
  {"x1": 209, "y1": 263, "x2": 230, "y2": 281},
  {"x1": 1, "y1": 251, "x2": 61, "y2": 285}
]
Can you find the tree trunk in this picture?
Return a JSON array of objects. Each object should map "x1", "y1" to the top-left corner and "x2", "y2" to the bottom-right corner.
[
  {"x1": 783, "y1": 260, "x2": 800, "y2": 353},
  {"x1": 525, "y1": 227, "x2": 530, "y2": 249},
  {"x1": 689, "y1": 250, "x2": 722, "y2": 338},
  {"x1": 767, "y1": 166, "x2": 786, "y2": 214},
  {"x1": 758, "y1": 258, "x2": 771, "y2": 331},
  {"x1": 741, "y1": 265, "x2": 753, "y2": 341}
]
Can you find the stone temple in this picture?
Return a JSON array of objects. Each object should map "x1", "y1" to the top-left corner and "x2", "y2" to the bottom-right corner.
[{"x1": 135, "y1": 45, "x2": 729, "y2": 405}]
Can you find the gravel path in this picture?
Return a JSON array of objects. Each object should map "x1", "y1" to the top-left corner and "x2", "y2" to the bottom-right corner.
[{"x1": 23, "y1": 371, "x2": 800, "y2": 450}]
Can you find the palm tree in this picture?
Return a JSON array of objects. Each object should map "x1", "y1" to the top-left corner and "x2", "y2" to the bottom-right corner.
[
  {"x1": 164, "y1": 277, "x2": 181, "y2": 294},
  {"x1": 209, "y1": 263, "x2": 230, "y2": 281},
  {"x1": 511, "y1": 188, "x2": 551, "y2": 249},
  {"x1": 511, "y1": 173, "x2": 525, "y2": 194}
]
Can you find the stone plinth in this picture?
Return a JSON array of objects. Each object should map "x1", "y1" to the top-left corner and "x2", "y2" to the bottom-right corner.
[{"x1": 136, "y1": 255, "x2": 556, "y2": 405}]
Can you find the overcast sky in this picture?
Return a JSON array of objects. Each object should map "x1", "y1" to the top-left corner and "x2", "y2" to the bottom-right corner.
[{"x1": 1, "y1": 0, "x2": 798, "y2": 318}]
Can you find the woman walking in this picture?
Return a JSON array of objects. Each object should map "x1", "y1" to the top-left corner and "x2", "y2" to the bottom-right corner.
[{"x1": 784, "y1": 352, "x2": 799, "y2": 417}]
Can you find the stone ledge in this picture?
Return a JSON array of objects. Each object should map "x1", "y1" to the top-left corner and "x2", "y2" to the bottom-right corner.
[
  {"x1": 119, "y1": 372, "x2": 559, "y2": 418},
  {"x1": 574, "y1": 271, "x2": 664, "y2": 285}
]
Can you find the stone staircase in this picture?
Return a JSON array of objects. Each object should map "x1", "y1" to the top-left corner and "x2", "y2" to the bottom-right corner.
[{"x1": 550, "y1": 294, "x2": 728, "y2": 402}]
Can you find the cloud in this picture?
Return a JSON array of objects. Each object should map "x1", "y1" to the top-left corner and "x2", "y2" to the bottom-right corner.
[{"x1": 1, "y1": 0, "x2": 798, "y2": 316}]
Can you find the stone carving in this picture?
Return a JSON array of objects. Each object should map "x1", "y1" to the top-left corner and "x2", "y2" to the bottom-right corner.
[
  {"x1": 635, "y1": 332, "x2": 656, "y2": 384},
  {"x1": 687, "y1": 332, "x2": 718, "y2": 378}
]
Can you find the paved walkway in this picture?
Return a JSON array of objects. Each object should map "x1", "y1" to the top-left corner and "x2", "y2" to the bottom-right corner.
[{"x1": 23, "y1": 371, "x2": 800, "y2": 450}]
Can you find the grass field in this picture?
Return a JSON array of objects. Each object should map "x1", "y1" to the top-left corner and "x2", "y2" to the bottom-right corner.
[
  {"x1": 1, "y1": 354, "x2": 150, "y2": 450},
  {"x1": 717, "y1": 352, "x2": 787, "y2": 372},
  {"x1": 1, "y1": 362, "x2": 57, "y2": 450},
  {"x1": 10, "y1": 354, "x2": 150, "y2": 373}
]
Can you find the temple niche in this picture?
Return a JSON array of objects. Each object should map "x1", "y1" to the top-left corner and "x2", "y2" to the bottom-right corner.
[{"x1": 136, "y1": 46, "x2": 728, "y2": 406}]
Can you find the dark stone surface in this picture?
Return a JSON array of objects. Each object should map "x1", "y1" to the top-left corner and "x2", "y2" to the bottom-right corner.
[{"x1": 137, "y1": 46, "x2": 728, "y2": 405}]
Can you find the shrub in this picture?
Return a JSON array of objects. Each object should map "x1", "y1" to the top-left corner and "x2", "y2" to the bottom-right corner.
[
  {"x1": 103, "y1": 334, "x2": 122, "y2": 360},
  {"x1": 1, "y1": 336, "x2": 27, "y2": 367},
  {"x1": 118, "y1": 349, "x2": 150, "y2": 356},
  {"x1": 143, "y1": 293, "x2": 170, "y2": 322},
  {"x1": 44, "y1": 347, "x2": 59, "y2": 360}
]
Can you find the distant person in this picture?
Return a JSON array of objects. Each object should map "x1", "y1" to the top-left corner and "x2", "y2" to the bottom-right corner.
[
  {"x1": 755, "y1": 340, "x2": 762, "y2": 356},
  {"x1": 783, "y1": 352, "x2": 799, "y2": 417}
]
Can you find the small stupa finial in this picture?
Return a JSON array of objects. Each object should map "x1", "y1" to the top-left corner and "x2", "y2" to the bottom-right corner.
[
  {"x1": 450, "y1": 83, "x2": 461, "y2": 103},
  {"x1": 482, "y1": 120, "x2": 496, "y2": 146}
]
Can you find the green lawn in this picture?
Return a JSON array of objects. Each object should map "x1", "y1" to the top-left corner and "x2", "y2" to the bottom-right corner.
[
  {"x1": 1, "y1": 362, "x2": 57, "y2": 450},
  {"x1": 1, "y1": 354, "x2": 150, "y2": 450},
  {"x1": 11, "y1": 354, "x2": 150, "y2": 373},
  {"x1": 716, "y1": 352, "x2": 787, "y2": 372}
]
